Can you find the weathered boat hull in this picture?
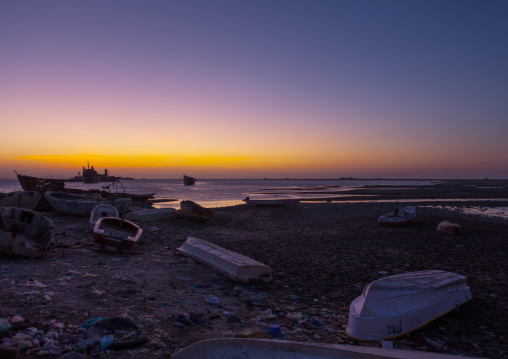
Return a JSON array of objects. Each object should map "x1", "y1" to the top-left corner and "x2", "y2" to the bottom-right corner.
[
  {"x1": 243, "y1": 197, "x2": 300, "y2": 207},
  {"x1": 45, "y1": 191, "x2": 131, "y2": 216},
  {"x1": 93, "y1": 217, "x2": 142, "y2": 252},
  {"x1": 124, "y1": 208, "x2": 179, "y2": 222},
  {"x1": 378, "y1": 206, "x2": 416, "y2": 226},
  {"x1": 0, "y1": 207, "x2": 54, "y2": 257},
  {"x1": 346, "y1": 270, "x2": 472, "y2": 341},
  {"x1": 437, "y1": 220, "x2": 461, "y2": 235},
  {"x1": 177, "y1": 237, "x2": 273, "y2": 283},
  {"x1": 89, "y1": 204, "x2": 119, "y2": 230},
  {"x1": 180, "y1": 200, "x2": 213, "y2": 221},
  {"x1": 0, "y1": 191, "x2": 42, "y2": 209},
  {"x1": 172, "y1": 338, "x2": 481, "y2": 359}
]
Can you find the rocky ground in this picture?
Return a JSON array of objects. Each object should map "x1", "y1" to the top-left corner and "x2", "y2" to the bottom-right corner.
[{"x1": 0, "y1": 180, "x2": 507, "y2": 358}]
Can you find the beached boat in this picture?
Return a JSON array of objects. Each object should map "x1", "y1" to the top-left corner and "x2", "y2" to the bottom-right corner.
[
  {"x1": 180, "y1": 200, "x2": 214, "y2": 221},
  {"x1": 93, "y1": 217, "x2": 142, "y2": 252},
  {"x1": 124, "y1": 208, "x2": 179, "y2": 222},
  {"x1": 89, "y1": 204, "x2": 119, "y2": 230},
  {"x1": 437, "y1": 220, "x2": 461, "y2": 235},
  {"x1": 172, "y1": 338, "x2": 479, "y2": 359},
  {"x1": 378, "y1": 206, "x2": 416, "y2": 226},
  {"x1": 15, "y1": 172, "x2": 66, "y2": 193},
  {"x1": 346, "y1": 270, "x2": 472, "y2": 341},
  {"x1": 177, "y1": 237, "x2": 273, "y2": 283},
  {"x1": 243, "y1": 196, "x2": 300, "y2": 207},
  {"x1": 44, "y1": 191, "x2": 131, "y2": 216},
  {"x1": 0, "y1": 207, "x2": 54, "y2": 257},
  {"x1": 0, "y1": 191, "x2": 42, "y2": 209},
  {"x1": 183, "y1": 174, "x2": 196, "y2": 185}
]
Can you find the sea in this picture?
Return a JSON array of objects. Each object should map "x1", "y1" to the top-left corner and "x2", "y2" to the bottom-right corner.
[{"x1": 0, "y1": 178, "x2": 434, "y2": 208}]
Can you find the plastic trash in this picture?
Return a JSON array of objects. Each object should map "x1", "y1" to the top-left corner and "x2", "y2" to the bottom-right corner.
[
  {"x1": 269, "y1": 324, "x2": 281, "y2": 335},
  {"x1": 100, "y1": 334, "x2": 114, "y2": 350}
]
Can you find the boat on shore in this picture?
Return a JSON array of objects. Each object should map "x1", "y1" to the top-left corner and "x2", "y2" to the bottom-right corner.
[
  {"x1": 243, "y1": 197, "x2": 300, "y2": 207},
  {"x1": 172, "y1": 338, "x2": 479, "y2": 359},
  {"x1": 93, "y1": 217, "x2": 142, "y2": 252},
  {"x1": 89, "y1": 204, "x2": 119, "y2": 230},
  {"x1": 0, "y1": 207, "x2": 54, "y2": 257},
  {"x1": 180, "y1": 200, "x2": 214, "y2": 221},
  {"x1": 378, "y1": 206, "x2": 416, "y2": 226},
  {"x1": 183, "y1": 174, "x2": 196, "y2": 185},
  {"x1": 0, "y1": 191, "x2": 42, "y2": 209},
  {"x1": 124, "y1": 208, "x2": 179, "y2": 222},
  {"x1": 45, "y1": 191, "x2": 131, "y2": 217},
  {"x1": 177, "y1": 237, "x2": 273, "y2": 283},
  {"x1": 346, "y1": 270, "x2": 472, "y2": 341},
  {"x1": 437, "y1": 220, "x2": 461, "y2": 235}
]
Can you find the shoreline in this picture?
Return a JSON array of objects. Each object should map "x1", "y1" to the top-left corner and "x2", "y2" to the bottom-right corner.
[{"x1": 0, "y1": 180, "x2": 507, "y2": 358}]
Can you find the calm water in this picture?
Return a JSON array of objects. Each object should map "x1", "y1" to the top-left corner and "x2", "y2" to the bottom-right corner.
[{"x1": 0, "y1": 178, "x2": 433, "y2": 208}]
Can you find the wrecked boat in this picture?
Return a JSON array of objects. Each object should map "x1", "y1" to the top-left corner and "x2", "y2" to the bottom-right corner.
[
  {"x1": 180, "y1": 200, "x2": 214, "y2": 221},
  {"x1": 177, "y1": 237, "x2": 273, "y2": 283},
  {"x1": 45, "y1": 191, "x2": 131, "y2": 216},
  {"x1": 0, "y1": 191, "x2": 42, "y2": 209},
  {"x1": 171, "y1": 338, "x2": 479, "y2": 359},
  {"x1": 0, "y1": 207, "x2": 54, "y2": 257},
  {"x1": 93, "y1": 217, "x2": 142, "y2": 252},
  {"x1": 378, "y1": 206, "x2": 416, "y2": 226},
  {"x1": 346, "y1": 270, "x2": 472, "y2": 341}
]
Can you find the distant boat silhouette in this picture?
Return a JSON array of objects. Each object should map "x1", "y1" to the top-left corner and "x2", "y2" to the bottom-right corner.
[{"x1": 183, "y1": 174, "x2": 196, "y2": 185}]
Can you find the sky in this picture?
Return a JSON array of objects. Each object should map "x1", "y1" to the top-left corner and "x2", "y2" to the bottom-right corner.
[{"x1": 1, "y1": 0, "x2": 507, "y2": 180}]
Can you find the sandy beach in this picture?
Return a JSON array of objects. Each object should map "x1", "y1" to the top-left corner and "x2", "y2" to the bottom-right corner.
[{"x1": 1, "y1": 180, "x2": 507, "y2": 358}]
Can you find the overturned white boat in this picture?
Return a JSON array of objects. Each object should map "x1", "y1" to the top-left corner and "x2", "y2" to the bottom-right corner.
[
  {"x1": 124, "y1": 208, "x2": 179, "y2": 222},
  {"x1": 172, "y1": 338, "x2": 480, "y2": 359},
  {"x1": 437, "y1": 220, "x2": 461, "y2": 235},
  {"x1": 89, "y1": 204, "x2": 119, "y2": 230},
  {"x1": 177, "y1": 237, "x2": 273, "y2": 283},
  {"x1": 378, "y1": 206, "x2": 416, "y2": 226},
  {"x1": 346, "y1": 270, "x2": 472, "y2": 341}
]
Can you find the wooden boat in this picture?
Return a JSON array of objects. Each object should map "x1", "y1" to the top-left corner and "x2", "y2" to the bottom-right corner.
[
  {"x1": 378, "y1": 206, "x2": 416, "y2": 226},
  {"x1": 89, "y1": 204, "x2": 119, "y2": 230},
  {"x1": 93, "y1": 217, "x2": 142, "y2": 252},
  {"x1": 437, "y1": 220, "x2": 461, "y2": 235},
  {"x1": 16, "y1": 172, "x2": 65, "y2": 193},
  {"x1": 0, "y1": 191, "x2": 42, "y2": 209},
  {"x1": 172, "y1": 338, "x2": 480, "y2": 359},
  {"x1": 243, "y1": 196, "x2": 300, "y2": 207},
  {"x1": 180, "y1": 200, "x2": 213, "y2": 221},
  {"x1": 0, "y1": 207, "x2": 54, "y2": 257},
  {"x1": 124, "y1": 208, "x2": 179, "y2": 222},
  {"x1": 346, "y1": 270, "x2": 472, "y2": 341},
  {"x1": 177, "y1": 237, "x2": 273, "y2": 283},
  {"x1": 183, "y1": 174, "x2": 196, "y2": 185},
  {"x1": 44, "y1": 191, "x2": 131, "y2": 216}
]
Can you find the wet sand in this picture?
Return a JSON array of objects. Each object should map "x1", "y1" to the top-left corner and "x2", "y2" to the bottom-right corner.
[{"x1": 1, "y1": 179, "x2": 507, "y2": 358}]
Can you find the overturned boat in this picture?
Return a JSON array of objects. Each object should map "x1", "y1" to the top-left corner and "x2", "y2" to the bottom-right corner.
[
  {"x1": 437, "y1": 220, "x2": 461, "y2": 235},
  {"x1": 0, "y1": 191, "x2": 42, "y2": 209},
  {"x1": 89, "y1": 204, "x2": 119, "y2": 230},
  {"x1": 93, "y1": 217, "x2": 142, "y2": 253},
  {"x1": 45, "y1": 191, "x2": 131, "y2": 216},
  {"x1": 177, "y1": 237, "x2": 273, "y2": 283},
  {"x1": 172, "y1": 338, "x2": 480, "y2": 359},
  {"x1": 180, "y1": 200, "x2": 213, "y2": 221},
  {"x1": 346, "y1": 270, "x2": 472, "y2": 341},
  {"x1": 378, "y1": 206, "x2": 416, "y2": 226},
  {"x1": 0, "y1": 207, "x2": 54, "y2": 257}
]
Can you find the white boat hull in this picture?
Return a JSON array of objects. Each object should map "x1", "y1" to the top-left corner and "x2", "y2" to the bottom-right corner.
[
  {"x1": 346, "y1": 270, "x2": 472, "y2": 341},
  {"x1": 124, "y1": 208, "x2": 179, "y2": 222},
  {"x1": 94, "y1": 217, "x2": 142, "y2": 252},
  {"x1": 172, "y1": 338, "x2": 481, "y2": 359},
  {"x1": 378, "y1": 206, "x2": 416, "y2": 226},
  {"x1": 89, "y1": 204, "x2": 119, "y2": 230},
  {"x1": 177, "y1": 237, "x2": 273, "y2": 283}
]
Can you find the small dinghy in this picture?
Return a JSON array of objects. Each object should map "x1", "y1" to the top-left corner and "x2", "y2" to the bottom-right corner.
[
  {"x1": 437, "y1": 220, "x2": 461, "y2": 235},
  {"x1": 346, "y1": 270, "x2": 472, "y2": 341},
  {"x1": 93, "y1": 217, "x2": 142, "y2": 252},
  {"x1": 172, "y1": 338, "x2": 479, "y2": 359},
  {"x1": 378, "y1": 206, "x2": 416, "y2": 226},
  {"x1": 243, "y1": 197, "x2": 300, "y2": 207},
  {"x1": 45, "y1": 191, "x2": 131, "y2": 217},
  {"x1": 177, "y1": 237, "x2": 273, "y2": 283},
  {"x1": 0, "y1": 207, "x2": 53, "y2": 257},
  {"x1": 124, "y1": 208, "x2": 179, "y2": 222},
  {"x1": 180, "y1": 200, "x2": 214, "y2": 221},
  {"x1": 89, "y1": 204, "x2": 119, "y2": 230}
]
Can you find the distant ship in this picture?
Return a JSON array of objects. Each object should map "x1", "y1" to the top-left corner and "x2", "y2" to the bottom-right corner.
[
  {"x1": 183, "y1": 174, "x2": 196, "y2": 185},
  {"x1": 78, "y1": 162, "x2": 122, "y2": 184}
]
